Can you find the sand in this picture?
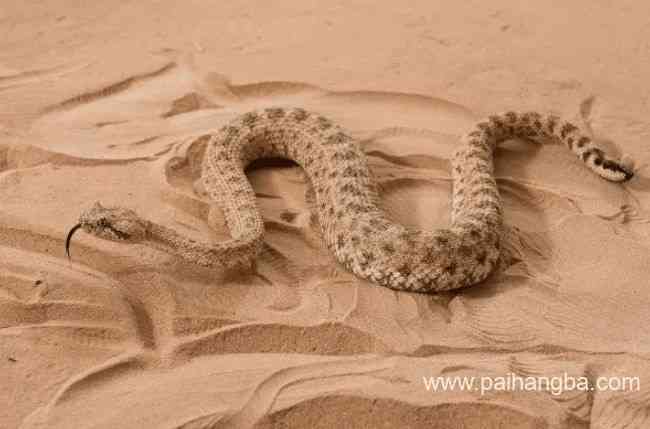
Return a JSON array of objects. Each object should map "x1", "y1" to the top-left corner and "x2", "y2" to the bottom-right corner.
[{"x1": 2, "y1": 1, "x2": 650, "y2": 428}]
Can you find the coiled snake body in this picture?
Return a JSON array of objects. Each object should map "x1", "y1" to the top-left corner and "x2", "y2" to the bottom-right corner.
[{"x1": 66, "y1": 108, "x2": 634, "y2": 293}]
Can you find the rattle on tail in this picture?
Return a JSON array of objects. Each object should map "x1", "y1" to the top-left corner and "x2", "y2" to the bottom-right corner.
[{"x1": 66, "y1": 108, "x2": 634, "y2": 293}]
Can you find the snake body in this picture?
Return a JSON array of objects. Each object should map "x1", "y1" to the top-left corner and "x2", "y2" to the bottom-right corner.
[{"x1": 67, "y1": 108, "x2": 634, "y2": 293}]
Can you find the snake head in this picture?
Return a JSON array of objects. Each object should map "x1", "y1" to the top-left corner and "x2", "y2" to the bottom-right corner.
[{"x1": 66, "y1": 202, "x2": 148, "y2": 258}]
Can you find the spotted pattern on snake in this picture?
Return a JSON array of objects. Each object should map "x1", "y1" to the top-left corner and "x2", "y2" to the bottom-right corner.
[{"x1": 69, "y1": 107, "x2": 634, "y2": 293}]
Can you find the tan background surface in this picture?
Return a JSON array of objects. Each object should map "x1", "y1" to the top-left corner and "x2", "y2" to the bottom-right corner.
[{"x1": 1, "y1": 1, "x2": 649, "y2": 428}]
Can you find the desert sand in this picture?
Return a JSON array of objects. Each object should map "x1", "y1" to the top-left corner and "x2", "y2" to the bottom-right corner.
[{"x1": 2, "y1": 1, "x2": 650, "y2": 428}]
